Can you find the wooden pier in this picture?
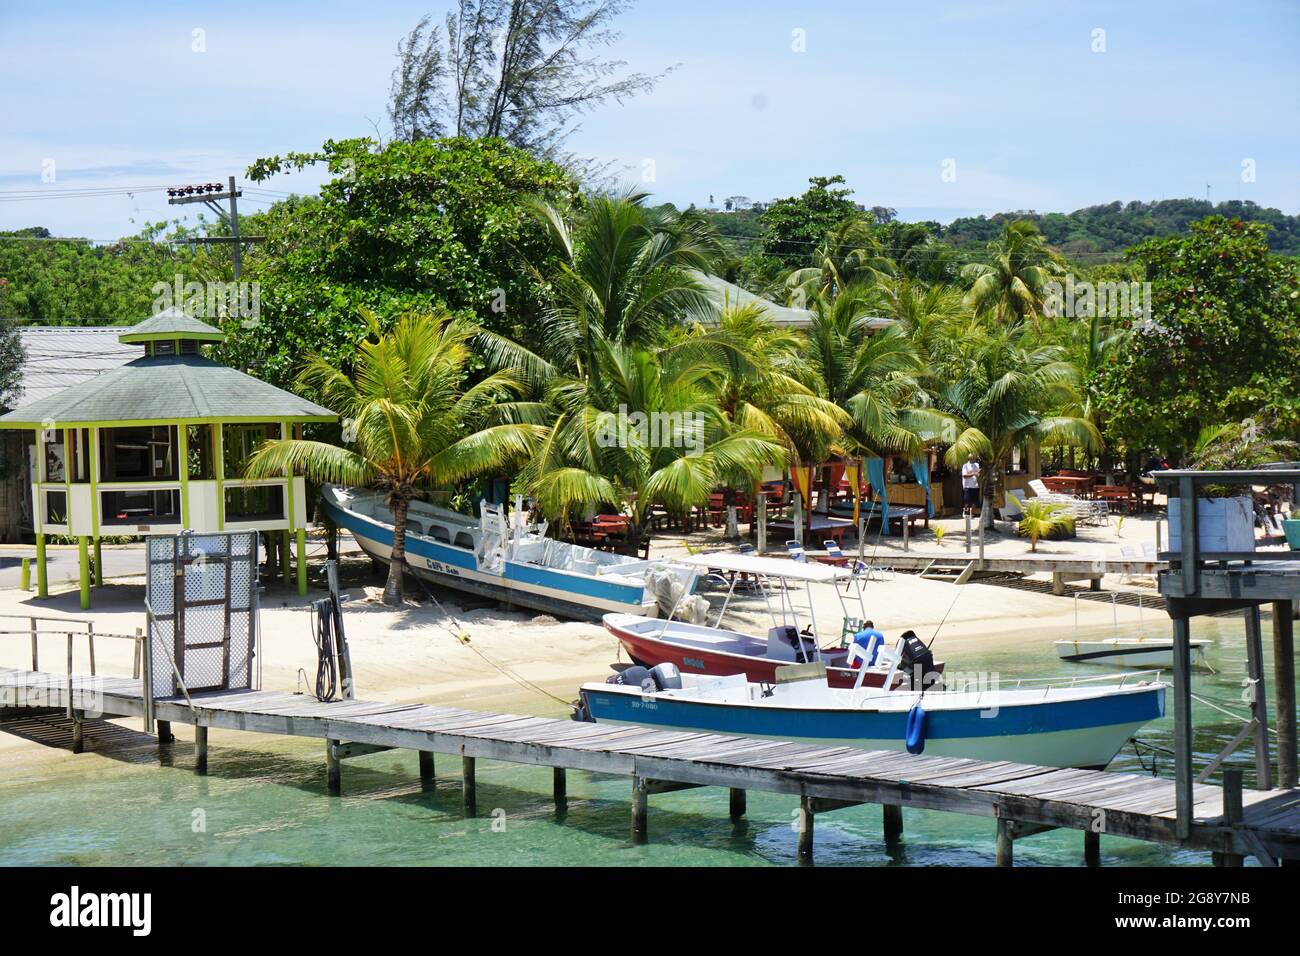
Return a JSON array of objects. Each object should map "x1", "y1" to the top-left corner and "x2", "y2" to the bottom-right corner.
[{"x1": 4, "y1": 664, "x2": 1298, "y2": 866}]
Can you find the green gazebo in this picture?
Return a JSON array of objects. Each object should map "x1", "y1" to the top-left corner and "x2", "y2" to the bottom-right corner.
[{"x1": 0, "y1": 310, "x2": 336, "y2": 607}]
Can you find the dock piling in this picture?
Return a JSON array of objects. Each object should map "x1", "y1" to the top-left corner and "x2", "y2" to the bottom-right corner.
[
  {"x1": 995, "y1": 818, "x2": 1014, "y2": 867},
  {"x1": 70, "y1": 711, "x2": 84, "y2": 753},
  {"x1": 1273, "y1": 601, "x2": 1297, "y2": 790},
  {"x1": 554, "y1": 767, "x2": 567, "y2": 811},
  {"x1": 797, "y1": 796, "x2": 814, "y2": 864},
  {"x1": 418, "y1": 751, "x2": 435, "y2": 790},
  {"x1": 325, "y1": 738, "x2": 341, "y2": 794},
  {"x1": 728, "y1": 787, "x2": 746, "y2": 820},
  {"x1": 462, "y1": 756, "x2": 476, "y2": 815},
  {"x1": 195, "y1": 725, "x2": 208, "y2": 775},
  {"x1": 157, "y1": 719, "x2": 173, "y2": 746},
  {"x1": 1215, "y1": 769, "x2": 1245, "y2": 867},
  {"x1": 631, "y1": 777, "x2": 648, "y2": 843},
  {"x1": 1084, "y1": 829, "x2": 1100, "y2": 867},
  {"x1": 883, "y1": 803, "x2": 904, "y2": 846}
]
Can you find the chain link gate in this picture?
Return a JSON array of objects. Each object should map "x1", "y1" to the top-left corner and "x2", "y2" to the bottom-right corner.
[{"x1": 144, "y1": 531, "x2": 259, "y2": 719}]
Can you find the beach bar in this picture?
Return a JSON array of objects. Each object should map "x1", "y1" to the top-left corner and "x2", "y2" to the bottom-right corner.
[{"x1": 0, "y1": 310, "x2": 336, "y2": 607}]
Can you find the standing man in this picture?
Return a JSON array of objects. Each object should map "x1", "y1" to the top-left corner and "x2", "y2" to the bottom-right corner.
[{"x1": 961, "y1": 455, "x2": 982, "y2": 517}]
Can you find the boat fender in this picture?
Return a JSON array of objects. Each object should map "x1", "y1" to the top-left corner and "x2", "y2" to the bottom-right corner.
[
  {"x1": 649, "y1": 662, "x2": 682, "y2": 691},
  {"x1": 905, "y1": 703, "x2": 926, "y2": 755}
]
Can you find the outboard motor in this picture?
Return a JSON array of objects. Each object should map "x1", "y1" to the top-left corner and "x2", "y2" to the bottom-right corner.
[
  {"x1": 649, "y1": 662, "x2": 682, "y2": 691},
  {"x1": 608, "y1": 665, "x2": 653, "y2": 692},
  {"x1": 897, "y1": 630, "x2": 936, "y2": 690}
]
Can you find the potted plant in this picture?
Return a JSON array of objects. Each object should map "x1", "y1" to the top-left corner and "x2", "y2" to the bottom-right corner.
[{"x1": 1167, "y1": 417, "x2": 1298, "y2": 555}]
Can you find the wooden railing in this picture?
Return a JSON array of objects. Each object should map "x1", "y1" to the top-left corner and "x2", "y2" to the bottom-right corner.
[{"x1": 0, "y1": 613, "x2": 145, "y2": 718}]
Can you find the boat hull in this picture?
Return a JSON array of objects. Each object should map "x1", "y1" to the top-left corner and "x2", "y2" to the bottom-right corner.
[
  {"x1": 1054, "y1": 639, "x2": 1209, "y2": 669},
  {"x1": 579, "y1": 682, "x2": 1165, "y2": 769},
  {"x1": 322, "y1": 494, "x2": 658, "y2": 621},
  {"x1": 605, "y1": 614, "x2": 921, "y2": 689}
]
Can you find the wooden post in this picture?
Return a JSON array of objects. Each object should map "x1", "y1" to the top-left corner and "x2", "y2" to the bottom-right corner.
[
  {"x1": 631, "y1": 776, "x2": 648, "y2": 843},
  {"x1": 281, "y1": 531, "x2": 292, "y2": 587},
  {"x1": 1084, "y1": 829, "x2": 1100, "y2": 867},
  {"x1": 554, "y1": 767, "x2": 567, "y2": 811},
  {"x1": 1244, "y1": 605, "x2": 1273, "y2": 790},
  {"x1": 132, "y1": 627, "x2": 142, "y2": 680},
  {"x1": 995, "y1": 817, "x2": 1014, "y2": 867},
  {"x1": 797, "y1": 796, "x2": 814, "y2": 864},
  {"x1": 729, "y1": 787, "x2": 746, "y2": 819},
  {"x1": 418, "y1": 751, "x2": 435, "y2": 790},
  {"x1": 29, "y1": 617, "x2": 37, "y2": 671},
  {"x1": 1172, "y1": 615, "x2": 1194, "y2": 839},
  {"x1": 883, "y1": 803, "x2": 904, "y2": 845},
  {"x1": 1273, "y1": 601, "x2": 1297, "y2": 790},
  {"x1": 20, "y1": 557, "x2": 30, "y2": 592},
  {"x1": 792, "y1": 495, "x2": 805, "y2": 546},
  {"x1": 157, "y1": 719, "x2": 173, "y2": 745},
  {"x1": 70, "y1": 711, "x2": 83, "y2": 754},
  {"x1": 325, "y1": 738, "x2": 341, "y2": 794},
  {"x1": 756, "y1": 494, "x2": 767, "y2": 553},
  {"x1": 195, "y1": 725, "x2": 208, "y2": 775},
  {"x1": 964, "y1": 512, "x2": 972, "y2": 552},
  {"x1": 1215, "y1": 769, "x2": 1245, "y2": 867},
  {"x1": 93, "y1": 538, "x2": 103, "y2": 587},
  {"x1": 462, "y1": 755, "x2": 476, "y2": 815}
]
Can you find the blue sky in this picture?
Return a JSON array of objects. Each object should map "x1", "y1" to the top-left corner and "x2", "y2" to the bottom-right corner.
[{"x1": 1, "y1": 0, "x2": 1297, "y2": 239}]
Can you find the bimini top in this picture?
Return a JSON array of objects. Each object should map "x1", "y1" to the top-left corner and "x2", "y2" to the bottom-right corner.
[
  {"x1": 678, "y1": 551, "x2": 852, "y2": 583},
  {"x1": 0, "y1": 354, "x2": 335, "y2": 427}
]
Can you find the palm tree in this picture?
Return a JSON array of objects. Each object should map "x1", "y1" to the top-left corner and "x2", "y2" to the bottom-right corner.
[
  {"x1": 1019, "y1": 500, "x2": 1072, "y2": 552},
  {"x1": 520, "y1": 335, "x2": 786, "y2": 548},
  {"x1": 784, "y1": 217, "x2": 894, "y2": 307},
  {"x1": 244, "y1": 312, "x2": 546, "y2": 605},
  {"x1": 513, "y1": 190, "x2": 722, "y2": 381},
  {"x1": 905, "y1": 320, "x2": 1101, "y2": 527},
  {"x1": 960, "y1": 220, "x2": 1061, "y2": 325}
]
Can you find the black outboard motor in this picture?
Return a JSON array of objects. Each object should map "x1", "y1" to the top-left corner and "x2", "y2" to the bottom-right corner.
[
  {"x1": 897, "y1": 630, "x2": 936, "y2": 690},
  {"x1": 608, "y1": 665, "x2": 653, "y2": 690}
]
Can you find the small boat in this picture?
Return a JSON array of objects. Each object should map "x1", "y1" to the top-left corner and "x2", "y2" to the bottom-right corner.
[
  {"x1": 578, "y1": 666, "x2": 1166, "y2": 769},
  {"x1": 1054, "y1": 636, "x2": 1211, "y2": 669},
  {"x1": 603, "y1": 551, "x2": 942, "y2": 689},
  {"x1": 321, "y1": 485, "x2": 697, "y2": 621}
]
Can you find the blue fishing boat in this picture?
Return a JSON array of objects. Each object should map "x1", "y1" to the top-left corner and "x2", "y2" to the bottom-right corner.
[
  {"x1": 322, "y1": 485, "x2": 697, "y2": 620},
  {"x1": 578, "y1": 660, "x2": 1165, "y2": 769}
]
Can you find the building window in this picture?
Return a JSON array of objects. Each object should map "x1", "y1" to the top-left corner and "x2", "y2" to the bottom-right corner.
[
  {"x1": 99, "y1": 426, "x2": 178, "y2": 481},
  {"x1": 224, "y1": 485, "x2": 284, "y2": 522},
  {"x1": 187, "y1": 424, "x2": 214, "y2": 479},
  {"x1": 101, "y1": 488, "x2": 181, "y2": 525},
  {"x1": 223, "y1": 423, "x2": 279, "y2": 479},
  {"x1": 43, "y1": 490, "x2": 67, "y2": 525}
]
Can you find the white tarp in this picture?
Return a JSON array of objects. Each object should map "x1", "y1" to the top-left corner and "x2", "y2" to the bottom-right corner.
[{"x1": 678, "y1": 551, "x2": 852, "y2": 582}]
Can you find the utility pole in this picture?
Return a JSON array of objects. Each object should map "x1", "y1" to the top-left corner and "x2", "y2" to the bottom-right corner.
[{"x1": 166, "y1": 175, "x2": 260, "y2": 280}]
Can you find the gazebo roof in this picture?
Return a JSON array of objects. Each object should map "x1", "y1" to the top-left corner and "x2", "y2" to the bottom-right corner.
[
  {"x1": 117, "y1": 308, "x2": 226, "y2": 344},
  {"x1": 0, "y1": 354, "x2": 334, "y2": 427}
]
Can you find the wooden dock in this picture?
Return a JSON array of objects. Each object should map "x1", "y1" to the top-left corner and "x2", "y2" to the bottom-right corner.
[{"x1": 4, "y1": 664, "x2": 1298, "y2": 866}]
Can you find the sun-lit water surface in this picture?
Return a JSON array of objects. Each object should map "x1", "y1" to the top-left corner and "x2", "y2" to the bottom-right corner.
[{"x1": 0, "y1": 613, "x2": 1283, "y2": 866}]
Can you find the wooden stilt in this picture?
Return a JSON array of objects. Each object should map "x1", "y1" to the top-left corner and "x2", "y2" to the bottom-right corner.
[
  {"x1": 1172, "y1": 615, "x2": 1193, "y2": 839},
  {"x1": 797, "y1": 796, "x2": 814, "y2": 864},
  {"x1": 195, "y1": 725, "x2": 208, "y2": 775},
  {"x1": 1216, "y1": 769, "x2": 1245, "y2": 867},
  {"x1": 1273, "y1": 601, "x2": 1297, "y2": 790},
  {"x1": 418, "y1": 751, "x2": 435, "y2": 790},
  {"x1": 1244, "y1": 605, "x2": 1273, "y2": 790},
  {"x1": 326, "y1": 738, "x2": 341, "y2": 795},
  {"x1": 157, "y1": 719, "x2": 173, "y2": 745},
  {"x1": 553, "y1": 767, "x2": 567, "y2": 810},
  {"x1": 631, "y1": 776, "x2": 648, "y2": 843},
  {"x1": 1084, "y1": 829, "x2": 1100, "y2": 867},
  {"x1": 995, "y1": 818, "x2": 1014, "y2": 867},
  {"x1": 883, "y1": 803, "x2": 904, "y2": 845},
  {"x1": 462, "y1": 756, "x2": 476, "y2": 815},
  {"x1": 729, "y1": 787, "x2": 746, "y2": 819},
  {"x1": 70, "y1": 712, "x2": 83, "y2": 753}
]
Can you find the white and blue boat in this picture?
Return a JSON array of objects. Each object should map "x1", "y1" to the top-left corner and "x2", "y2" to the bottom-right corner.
[
  {"x1": 578, "y1": 660, "x2": 1166, "y2": 769},
  {"x1": 322, "y1": 485, "x2": 696, "y2": 621}
]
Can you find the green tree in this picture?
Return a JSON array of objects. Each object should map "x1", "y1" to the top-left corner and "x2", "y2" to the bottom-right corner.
[
  {"x1": 244, "y1": 311, "x2": 545, "y2": 604},
  {"x1": 1094, "y1": 217, "x2": 1300, "y2": 455},
  {"x1": 960, "y1": 220, "x2": 1060, "y2": 325},
  {"x1": 757, "y1": 175, "x2": 863, "y2": 270},
  {"x1": 237, "y1": 136, "x2": 578, "y2": 387}
]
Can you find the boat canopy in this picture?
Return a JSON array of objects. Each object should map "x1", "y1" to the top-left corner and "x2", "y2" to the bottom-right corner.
[{"x1": 678, "y1": 552, "x2": 852, "y2": 583}]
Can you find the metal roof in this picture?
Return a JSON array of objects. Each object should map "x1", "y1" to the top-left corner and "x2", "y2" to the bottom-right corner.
[
  {"x1": 0, "y1": 354, "x2": 335, "y2": 426},
  {"x1": 10, "y1": 326, "x2": 139, "y2": 409},
  {"x1": 690, "y1": 271, "x2": 817, "y2": 328}
]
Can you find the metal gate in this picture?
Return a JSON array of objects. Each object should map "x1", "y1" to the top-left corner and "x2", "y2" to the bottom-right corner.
[{"x1": 145, "y1": 531, "x2": 259, "y2": 698}]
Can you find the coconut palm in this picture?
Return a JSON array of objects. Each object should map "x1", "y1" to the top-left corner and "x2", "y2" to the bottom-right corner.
[
  {"x1": 960, "y1": 220, "x2": 1061, "y2": 325},
  {"x1": 784, "y1": 217, "x2": 894, "y2": 307},
  {"x1": 520, "y1": 334, "x2": 786, "y2": 548},
  {"x1": 1018, "y1": 500, "x2": 1073, "y2": 552},
  {"x1": 905, "y1": 320, "x2": 1101, "y2": 527},
  {"x1": 244, "y1": 311, "x2": 546, "y2": 605},
  {"x1": 509, "y1": 190, "x2": 722, "y2": 383}
]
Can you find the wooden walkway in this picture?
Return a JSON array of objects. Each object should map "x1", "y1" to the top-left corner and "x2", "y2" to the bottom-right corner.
[{"x1": 4, "y1": 665, "x2": 1298, "y2": 865}]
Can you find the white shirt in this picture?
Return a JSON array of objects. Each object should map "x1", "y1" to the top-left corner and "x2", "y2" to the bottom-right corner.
[{"x1": 961, "y1": 461, "x2": 981, "y2": 488}]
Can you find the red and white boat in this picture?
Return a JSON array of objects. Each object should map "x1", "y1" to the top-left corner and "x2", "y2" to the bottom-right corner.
[{"x1": 606, "y1": 552, "x2": 943, "y2": 689}]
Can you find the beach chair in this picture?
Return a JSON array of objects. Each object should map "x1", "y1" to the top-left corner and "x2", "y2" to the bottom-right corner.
[
  {"x1": 1001, "y1": 489, "x2": 1026, "y2": 526},
  {"x1": 785, "y1": 539, "x2": 807, "y2": 563},
  {"x1": 815, "y1": 540, "x2": 850, "y2": 566}
]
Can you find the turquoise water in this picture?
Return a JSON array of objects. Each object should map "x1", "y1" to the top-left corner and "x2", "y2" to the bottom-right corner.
[{"x1": 0, "y1": 613, "x2": 1285, "y2": 866}]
